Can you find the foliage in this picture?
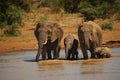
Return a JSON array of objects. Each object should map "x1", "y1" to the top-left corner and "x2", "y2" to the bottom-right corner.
[
  {"x1": 0, "y1": 1, "x2": 24, "y2": 36},
  {"x1": 6, "y1": 3, "x2": 24, "y2": 25},
  {"x1": 4, "y1": 23, "x2": 21, "y2": 36},
  {"x1": 23, "y1": 0, "x2": 120, "y2": 21},
  {"x1": 95, "y1": 2, "x2": 113, "y2": 19},
  {"x1": 38, "y1": 0, "x2": 62, "y2": 12},
  {"x1": 61, "y1": 0, "x2": 120, "y2": 20},
  {"x1": 99, "y1": 22, "x2": 113, "y2": 31},
  {"x1": 37, "y1": 0, "x2": 50, "y2": 7},
  {"x1": 50, "y1": 0, "x2": 62, "y2": 12},
  {"x1": 62, "y1": 0, "x2": 80, "y2": 13},
  {"x1": 37, "y1": 14, "x2": 49, "y2": 23},
  {"x1": 78, "y1": 1, "x2": 96, "y2": 21}
]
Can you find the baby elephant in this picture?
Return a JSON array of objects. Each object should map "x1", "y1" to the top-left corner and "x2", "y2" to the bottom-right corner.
[
  {"x1": 95, "y1": 47, "x2": 111, "y2": 58},
  {"x1": 64, "y1": 34, "x2": 79, "y2": 60}
]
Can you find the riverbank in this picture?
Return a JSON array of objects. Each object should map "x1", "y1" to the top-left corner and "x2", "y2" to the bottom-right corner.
[
  {"x1": 0, "y1": 21, "x2": 120, "y2": 53},
  {"x1": 0, "y1": 11, "x2": 120, "y2": 53}
]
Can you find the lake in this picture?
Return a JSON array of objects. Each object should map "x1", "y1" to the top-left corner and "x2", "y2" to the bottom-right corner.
[{"x1": 0, "y1": 48, "x2": 120, "y2": 80}]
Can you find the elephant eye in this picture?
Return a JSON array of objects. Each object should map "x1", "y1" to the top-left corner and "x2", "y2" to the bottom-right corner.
[{"x1": 47, "y1": 30, "x2": 51, "y2": 34}]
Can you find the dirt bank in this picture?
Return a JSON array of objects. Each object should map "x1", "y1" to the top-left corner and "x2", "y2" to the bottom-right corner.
[
  {"x1": 0, "y1": 21, "x2": 120, "y2": 53},
  {"x1": 0, "y1": 11, "x2": 120, "y2": 53}
]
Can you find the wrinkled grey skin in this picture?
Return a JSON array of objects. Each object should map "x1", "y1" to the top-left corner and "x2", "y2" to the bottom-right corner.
[
  {"x1": 34, "y1": 22, "x2": 63, "y2": 62},
  {"x1": 64, "y1": 34, "x2": 79, "y2": 60},
  {"x1": 78, "y1": 21, "x2": 102, "y2": 59},
  {"x1": 95, "y1": 47, "x2": 111, "y2": 58}
]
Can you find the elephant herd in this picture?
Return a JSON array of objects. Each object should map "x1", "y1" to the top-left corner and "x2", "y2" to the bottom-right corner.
[{"x1": 34, "y1": 21, "x2": 111, "y2": 62}]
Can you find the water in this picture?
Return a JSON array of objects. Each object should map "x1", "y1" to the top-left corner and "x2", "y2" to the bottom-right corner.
[{"x1": 0, "y1": 48, "x2": 120, "y2": 80}]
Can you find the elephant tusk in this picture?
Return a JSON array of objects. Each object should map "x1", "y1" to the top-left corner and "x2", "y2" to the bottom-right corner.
[{"x1": 43, "y1": 40, "x2": 47, "y2": 45}]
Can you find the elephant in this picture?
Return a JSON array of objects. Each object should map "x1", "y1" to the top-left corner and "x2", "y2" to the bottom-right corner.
[
  {"x1": 34, "y1": 22, "x2": 63, "y2": 62},
  {"x1": 64, "y1": 34, "x2": 79, "y2": 60},
  {"x1": 78, "y1": 21, "x2": 102, "y2": 59},
  {"x1": 95, "y1": 47, "x2": 111, "y2": 58}
]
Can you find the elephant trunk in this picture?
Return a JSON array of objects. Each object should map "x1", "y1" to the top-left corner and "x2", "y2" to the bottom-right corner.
[
  {"x1": 84, "y1": 33, "x2": 90, "y2": 49},
  {"x1": 65, "y1": 46, "x2": 69, "y2": 59},
  {"x1": 36, "y1": 47, "x2": 43, "y2": 62}
]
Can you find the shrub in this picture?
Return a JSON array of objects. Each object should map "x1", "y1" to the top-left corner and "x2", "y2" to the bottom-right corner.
[
  {"x1": 99, "y1": 22, "x2": 113, "y2": 30},
  {"x1": 0, "y1": 2, "x2": 24, "y2": 36},
  {"x1": 38, "y1": 0, "x2": 62, "y2": 12},
  {"x1": 78, "y1": 1, "x2": 96, "y2": 21},
  {"x1": 9, "y1": 0, "x2": 31, "y2": 12},
  {"x1": 80, "y1": 8, "x2": 96, "y2": 21},
  {"x1": 6, "y1": 3, "x2": 24, "y2": 25},
  {"x1": 95, "y1": 2, "x2": 111, "y2": 19},
  {"x1": 62, "y1": 0, "x2": 80, "y2": 13},
  {"x1": 50, "y1": 0, "x2": 62, "y2": 12},
  {"x1": 37, "y1": 0, "x2": 50, "y2": 7},
  {"x1": 4, "y1": 23, "x2": 21, "y2": 36},
  {"x1": 37, "y1": 14, "x2": 49, "y2": 23}
]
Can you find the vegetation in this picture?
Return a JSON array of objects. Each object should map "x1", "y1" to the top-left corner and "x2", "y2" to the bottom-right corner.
[
  {"x1": 37, "y1": 14, "x2": 49, "y2": 23},
  {"x1": 36, "y1": 0, "x2": 120, "y2": 21},
  {"x1": 99, "y1": 22, "x2": 113, "y2": 31},
  {"x1": 62, "y1": 0, "x2": 80, "y2": 13},
  {"x1": 0, "y1": 0, "x2": 120, "y2": 36},
  {"x1": 0, "y1": 0, "x2": 30, "y2": 36}
]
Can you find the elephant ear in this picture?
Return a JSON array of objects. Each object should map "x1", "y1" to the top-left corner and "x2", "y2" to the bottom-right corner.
[
  {"x1": 50, "y1": 23, "x2": 59, "y2": 42},
  {"x1": 34, "y1": 23, "x2": 41, "y2": 41},
  {"x1": 86, "y1": 23, "x2": 93, "y2": 41},
  {"x1": 89, "y1": 23, "x2": 98, "y2": 43}
]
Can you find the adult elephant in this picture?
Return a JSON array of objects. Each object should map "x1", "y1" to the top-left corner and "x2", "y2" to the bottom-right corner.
[
  {"x1": 64, "y1": 34, "x2": 79, "y2": 60},
  {"x1": 34, "y1": 22, "x2": 63, "y2": 62},
  {"x1": 78, "y1": 21, "x2": 102, "y2": 59}
]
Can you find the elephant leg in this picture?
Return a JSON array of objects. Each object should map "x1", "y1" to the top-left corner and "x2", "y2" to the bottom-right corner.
[
  {"x1": 72, "y1": 53, "x2": 75, "y2": 60},
  {"x1": 57, "y1": 46, "x2": 61, "y2": 58},
  {"x1": 96, "y1": 53, "x2": 100, "y2": 58},
  {"x1": 53, "y1": 48, "x2": 59, "y2": 59},
  {"x1": 81, "y1": 47, "x2": 88, "y2": 59},
  {"x1": 67, "y1": 51, "x2": 71, "y2": 60},
  {"x1": 47, "y1": 49, "x2": 52, "y2": 60},
  {"x1": 36, "y1": 48, "x2": 41, "y2": 62},
  {"x1": 90, "y1": 50, "x2": 96, "y2": 58},
  {"x1": 75, "y1": 51, "x2": 78, "y2": 60},
  {"x1": 42, "y1": 49, "x2": 47, "y2": 60}
]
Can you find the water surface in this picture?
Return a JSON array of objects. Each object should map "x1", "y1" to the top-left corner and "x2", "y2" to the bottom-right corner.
[{"x1": 0, "y1": 48, "x2": 120, "y2": 80}]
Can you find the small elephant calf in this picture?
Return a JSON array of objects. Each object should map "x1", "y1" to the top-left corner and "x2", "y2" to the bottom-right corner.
[
  {"x1": 95, "y1": 47, "x2": 111, "y2": 58},
  {"x1": 64, "y1": 34, "x2": 79, "y2": 60}
]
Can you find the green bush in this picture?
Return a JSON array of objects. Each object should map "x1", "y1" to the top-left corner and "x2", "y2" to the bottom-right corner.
[
  {"x1": 80, "y1": 8, "x2": 96, "y2": 21},
  {"x1": 9, "y1": 0, "x2": 31, "y2": 12},
  {"x1": 100, "y1": 22, "x2": 113, "y2": 30},
  {"x1": 78, "y1": 1, "x2": 96, "y2": 21},
  {"x1": 6, "y1": 3, "x2": 24, "y2": 25},
  {"x1": 38, "y1": 0, "x2": 62, "y2": 12},
  {"x1": 50, "y1": 0, "x2": 62, "y2": 12},
  {"x1": 95, "y1": 2, "x2": 111, "y2": 19},
  {"x1": 37, "y1": 0, "x2": 50, "y2": 7},
  {"x1": 62, "y1": 0, "x2": 80, "y2": 13},
  {"x1": 0, "y1": 2, "x2": 24, "y2": 36},
  {"x1": 4, "y1": 23, "x2": 21, "y2": 36},
  {"x1": 37, "y1": 14, "x2": 49, "y2": 23}
]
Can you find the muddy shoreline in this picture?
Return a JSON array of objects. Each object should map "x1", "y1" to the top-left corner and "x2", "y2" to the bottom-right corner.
[
  {"x1": 0, "y1": 21, "x2": 120, "y2": 53},
  {"x1": 0, "y1": 41, "x2": 120, "y2": 53}
]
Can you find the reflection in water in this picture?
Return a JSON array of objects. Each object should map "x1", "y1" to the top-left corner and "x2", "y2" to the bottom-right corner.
[
  {"x1": 0, "y1": 48, "x2": 120, "y2": 80},
  {"x1": 80, "y1": 59, "x2": 104, "y2": 74},
  {"x1": 38, "y1": 60, "x2": 64, "y2": 72}
]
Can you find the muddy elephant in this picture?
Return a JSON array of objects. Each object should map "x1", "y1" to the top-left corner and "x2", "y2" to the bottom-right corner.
[
  {"x1": 78, "y1": 21, "x2": 102, "y2": 59},
  {"x1": 95, "y1": 47, "x2": 111, "y2": 58},
  {"x1": 34, "y1": 22, "x2": 63, "y2": 62},
  {"x1": 64, "y1": 34, "x2": 79, "y2": 60}
]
